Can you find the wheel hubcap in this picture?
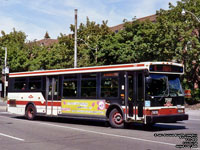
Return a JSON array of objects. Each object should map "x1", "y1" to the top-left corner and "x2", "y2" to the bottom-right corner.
[
  {"x1": 113, "y1": 113, "x2": 123, "y2": 124},
  {"x1": 28, "y1": 108, "x2": 33, "y2": 118}
]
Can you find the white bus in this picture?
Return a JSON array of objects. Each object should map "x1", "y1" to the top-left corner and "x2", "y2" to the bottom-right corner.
[{"x1": 7, "y1": 62, "x2": 188, "y2": 128}]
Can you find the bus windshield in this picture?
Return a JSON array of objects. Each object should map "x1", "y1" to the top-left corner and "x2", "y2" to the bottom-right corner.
[
  {"x1": 168, "y1": 76, "x2": 184, "y2": 97},
  {"x1": 146, "y1": 74, "x2": 184, "y2": 97}
]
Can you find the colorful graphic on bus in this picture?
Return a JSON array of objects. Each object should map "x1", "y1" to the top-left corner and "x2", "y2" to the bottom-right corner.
[{"x1": 61, "y1": 99, "x2": 106, "y2": 116}]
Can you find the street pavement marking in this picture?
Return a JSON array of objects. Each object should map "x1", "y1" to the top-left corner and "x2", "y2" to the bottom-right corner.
[
  {"x1": 0, "y1": 115, "x2": 176, "y2": 146},
  {"x1": 0, "y1": 133, "x2": 25, "y2": 141},
  {"x1": 38, "y1": 122, "x2": 200, "y2": 149},
  {"x1": 36, "y1": 121, "x2": 176, "y2": 147}
]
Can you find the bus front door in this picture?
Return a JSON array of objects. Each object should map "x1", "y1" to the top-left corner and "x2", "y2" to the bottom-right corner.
[
  {"x1": 136, "y1": 72, "x2": 145, "y2": 119},
  {"x1": 126, "y1": 71, "x2": 144, "y2": 121},
  {"x1": 46, "y1": 76, "x2": 58, "y2": 115}
]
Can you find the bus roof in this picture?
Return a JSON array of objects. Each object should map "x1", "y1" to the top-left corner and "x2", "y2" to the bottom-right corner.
[{"x1": 9, "y1": 62, "x2": 184, "y2": 78}]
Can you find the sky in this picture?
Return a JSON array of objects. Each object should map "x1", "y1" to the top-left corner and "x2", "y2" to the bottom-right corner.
[{"x1": 0, "y1": 0, "x2": 178, "y2": 41}]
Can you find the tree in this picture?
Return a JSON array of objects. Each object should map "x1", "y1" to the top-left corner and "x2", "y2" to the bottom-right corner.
[
  {"x1": 0, "y1": 29, "x2": 28, "y2": 73},
  {"x1": 97, "y1": 0, "x2": 200, "y2": 101},
  {"x1": 44, "y1": 31, "x2": 50, "y2": 39},
  {"x1": 156, "y1": 0, "x2": 200, "y2": 101}
]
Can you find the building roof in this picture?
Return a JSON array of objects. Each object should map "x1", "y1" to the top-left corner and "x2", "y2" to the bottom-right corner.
[
  {"x1": 110, "y1": 14, "x2": 157, "y2": 33},
  {"x1": 32, "y1": 14, "x2": 157, "y2": 47},
  {"x1": 35, "y1": 38, "x2": 58, "y2": 47}
]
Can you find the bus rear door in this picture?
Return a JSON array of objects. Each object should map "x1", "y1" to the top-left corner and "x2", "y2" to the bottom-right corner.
[{"x1": 46, "y1": 76, "x2": 58, "y2": 115}]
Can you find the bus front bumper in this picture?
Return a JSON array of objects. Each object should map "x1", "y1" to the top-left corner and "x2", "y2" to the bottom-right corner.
[{"x1": 146, "y1": 114, "x2": 189, "y2": 124}]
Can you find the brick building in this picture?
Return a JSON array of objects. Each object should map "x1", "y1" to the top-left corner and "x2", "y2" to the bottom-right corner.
[{"x1": 110, "y1": 14, "x2": 157, "y2": 33}]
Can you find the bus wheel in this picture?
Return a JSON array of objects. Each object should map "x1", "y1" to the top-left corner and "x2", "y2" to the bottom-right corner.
[
  {"x1": 25, "y1": 104, "x2": 36, "y2": 120},
  {"x1": 109, "y1": 108, "x2": 124, "y2": 128}
]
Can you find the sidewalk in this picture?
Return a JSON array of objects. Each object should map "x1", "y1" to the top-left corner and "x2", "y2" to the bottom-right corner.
[
  {"x1": 0, "y1": 97, "x2": 7, "y2": 112},
  {"x1": 185, "y1": 108, "x2": 200, "y2": 118},
  {"x1": 0, "y1": 97, "x2": 6, "y2": 103}
]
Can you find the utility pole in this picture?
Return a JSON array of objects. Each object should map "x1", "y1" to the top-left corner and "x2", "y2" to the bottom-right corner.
[
  {"x1": 4, "y1": 47, "x2": 7, "y2": 99},
  {"x1": 74, "y1": 9, "x2": 78, "y2": 68}
]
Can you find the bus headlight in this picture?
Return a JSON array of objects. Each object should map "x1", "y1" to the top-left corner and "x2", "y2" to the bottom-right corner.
[
  {"x1": 151, "y1": 110, "x2": 158, "y2": 115},
  {"x1": 178, "y1": 109, "x2": 184, "y2": 113}
]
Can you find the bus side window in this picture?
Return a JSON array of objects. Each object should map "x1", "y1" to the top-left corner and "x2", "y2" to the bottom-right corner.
[
  {"x1": 22, "y1": 84, "x2": 26, "y2": 90},
  {"x1": 14, "y1": 78, "x2": 27, "y2": 90},
  {"x1": 101, "y1": 72, "x2": 119, "y2": 98},
  {"x1": 29, "y1": 77, "x2": 42, "y2": 90},
  {"x1": 63, "y1": 74, "x2": 78, "y2": 98},
  {"x1": 63, "y1": 80, "x2": 77, "y2": 97},
  {"x1": 81, "y1": 73, "x2": 96, "y2": 98}
]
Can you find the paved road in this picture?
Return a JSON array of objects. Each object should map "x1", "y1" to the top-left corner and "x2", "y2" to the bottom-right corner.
[{"x1": 0, "y1": 102, "x2": 199, "y2": 150}]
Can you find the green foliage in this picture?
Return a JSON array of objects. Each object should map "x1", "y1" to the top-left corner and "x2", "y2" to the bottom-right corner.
[
  {"x1": 0, "y1": 29, "x2": 28, "y2": 73},
  {"x1": 98, "y1": 0, "x2": 200, "y2": 101},
  {"x1": 25, "y1": 40, "x2": 74, "y2": 70},
  {"x1": 70, "y1": 17, "x2": 112, "y2": 67}
]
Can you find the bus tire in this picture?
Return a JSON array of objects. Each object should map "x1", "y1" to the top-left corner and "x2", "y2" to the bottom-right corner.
[
  {"x1": 25, "y1": 104, "x2": 36, "y2": 120},
  {"x1": 109, "y1": 108, "x2": 124, "y2": 128}
]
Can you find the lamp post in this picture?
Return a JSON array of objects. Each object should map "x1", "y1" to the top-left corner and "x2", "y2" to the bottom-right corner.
[
  {"x1": 3, "y1": 47, "x2": 9, "y2": 99},
  {"x1": 181, "y1": 9, "x2": 200, "y2": 23},
  {"x1": 181, "y1": 9, "x2": 200, "y2": 59},
  {"x1": 74, "y1": 9, "x2": 78, "y2": 68},
  {"x1": 181, "y1": 9, "x2": 200, "y2": 90}
]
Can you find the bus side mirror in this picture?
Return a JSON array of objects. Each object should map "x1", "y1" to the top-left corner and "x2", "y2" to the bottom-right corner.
[{"x1": 145, "y1": 76, "x2": 152, "y2": 85}]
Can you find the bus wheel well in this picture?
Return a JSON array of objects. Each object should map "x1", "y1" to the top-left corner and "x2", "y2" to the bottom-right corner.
[
  {"x1": 25, "y1": 102, "x2": 36, "y2": 111},
  {"x1": 106, "y1": 105, "x2": 123, "y2": 119},
  {"x1": 25, "y1": 102, "x2": 37, "y2": 120}
]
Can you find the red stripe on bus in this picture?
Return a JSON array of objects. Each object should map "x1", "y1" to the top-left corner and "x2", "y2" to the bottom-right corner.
[
  {"x1": 7, "y1": 100, "x2": 61, "y2": 107},
  {"x1": 136, "y1": 64, "x2": 145, "y2": 67},
  {"x1": 123, "y1": 108, "x2": 178, "y2": 115},
  {"x1": 7, "y1": 100, "x2": 28, "y2": 105},
  {"x1": 158, "y1": 108, "x2": 178, "y2": 115},
  {"x1": 145, "y1": 110, "x2": 151, "y2": 115},
  {"x1": 9, "y1": 64, "x2": 144, "y2": 76},
  {"x1": 47, "y1": 101, "x2": 61, "y2": 106}
]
